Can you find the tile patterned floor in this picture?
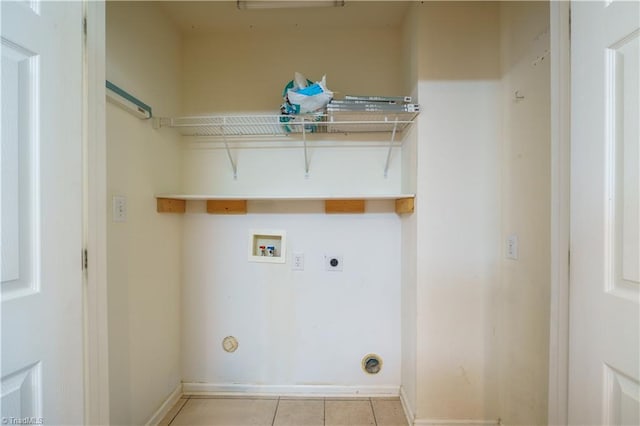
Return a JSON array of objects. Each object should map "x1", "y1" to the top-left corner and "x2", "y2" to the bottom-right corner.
[{"x1": 159, "y1": 396, "x2": 408, "y2": 426}]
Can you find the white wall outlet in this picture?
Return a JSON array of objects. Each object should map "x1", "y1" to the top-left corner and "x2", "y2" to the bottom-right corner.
[
  {"x1": 112, "y1": 195, "x2": 127, "y2": 222},
  {"x1": 292, "y1": 253, "x2": 304, "y2": 271},
  {"x1": 506, "y1": 234, "x2": 519, "y2": 260},
  {"x1": 325, "y1": 255, "x2": 343, "y2": 272}
]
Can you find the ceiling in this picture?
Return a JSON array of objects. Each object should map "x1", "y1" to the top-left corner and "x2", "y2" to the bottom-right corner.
[{"x1": 158, "y1": 1, "x2": 412, "y2": 33}]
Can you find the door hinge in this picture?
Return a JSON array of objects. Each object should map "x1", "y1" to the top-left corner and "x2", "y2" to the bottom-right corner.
[
  {"x1": 83, "y1": 249, "x2": 88, "y2": 271},
  {"x1": 83, "y1": 17, "x2": 87, "y2": 36},
  {"x1": 568, "y1": 6, "x2": 571, "y2": 42}
]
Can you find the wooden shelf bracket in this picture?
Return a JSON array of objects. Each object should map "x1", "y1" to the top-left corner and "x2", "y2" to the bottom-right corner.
[
  {"x1": 155, "y1": 195, "x2": 415, "y2": 215},
  {"x1": 157, "y1": 198, "x2": 186, "y2": 213},
  {"x1": 395, "y1": 197, "x2": 414, "y2": 214}
]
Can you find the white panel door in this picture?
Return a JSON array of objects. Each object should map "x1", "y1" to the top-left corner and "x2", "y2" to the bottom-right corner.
[
  {"x1": 569, "y1": 1, "x2": 640, "y2": 425},
  {"x1": 1, "y1": 1, "x2": 84, "y2": 425}
]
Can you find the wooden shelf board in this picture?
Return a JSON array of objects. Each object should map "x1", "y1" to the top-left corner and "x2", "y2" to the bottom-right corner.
[
  {"x1": 325, "y1": 199, "x2": 365, "y2": 214},
  {"x1": 206, "y1": 199, "x2": 247, "y2": 215},
  {"x1": 155, "y1": 194, "x2": 415, "y2": 201},
  {"x1": 156, "y1": 194, "x2": 415, "y2": 215}
]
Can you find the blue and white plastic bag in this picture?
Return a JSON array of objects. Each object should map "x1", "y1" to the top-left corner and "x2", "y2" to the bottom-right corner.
[{"x1": 286, "y1": 73, "x2": 333, "y2": 114}]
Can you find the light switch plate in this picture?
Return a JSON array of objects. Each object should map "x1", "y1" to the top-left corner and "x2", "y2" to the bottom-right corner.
[
  {"x1": 112, "y1": 196, "x2": 127, "y2": 222},
  {"x1": 506, "y1": 234, "x2": 519, "y2": 260},
  {"x1": 292, "y1": 253, "x2": 304, "y2": 271}
]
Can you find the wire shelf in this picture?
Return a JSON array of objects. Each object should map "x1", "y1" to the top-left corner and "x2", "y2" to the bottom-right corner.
[
  {"x1": 153, "y1": 111, "x2": 419, "y2": 178},
  {"x1": 153, "y1": 111, "x2": 418, "y2": 137}
]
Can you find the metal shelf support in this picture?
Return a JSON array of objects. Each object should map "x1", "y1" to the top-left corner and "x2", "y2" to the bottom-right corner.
[
  {"x1": 221, "y1": 118, "x2": 238, "y2": 179},
  {"x1": 302, "y1": 120, "x2": 310, "y2": 177},
  {"x1": 383, "y1": 118, "x2": 399, "y2": 178}
]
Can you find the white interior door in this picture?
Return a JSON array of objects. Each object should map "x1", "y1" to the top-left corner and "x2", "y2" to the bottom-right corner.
[
  {"x1": 1, "y1": 1, "x2": 85, "y2": 424},
  {"x1": 569, "y1": 1, "x2": 640, "y2": 425}
]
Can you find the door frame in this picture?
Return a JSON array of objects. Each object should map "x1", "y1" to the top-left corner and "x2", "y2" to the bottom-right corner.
[
  {"x1": 78, "y1": 1, "x2": 574, "y2": 424},
  {"x1": 83, "y1": 1, "x2": 110, "y2": 424},
  {"x1": 548, "y1": 1, "x2": 571, "y2": 425}
]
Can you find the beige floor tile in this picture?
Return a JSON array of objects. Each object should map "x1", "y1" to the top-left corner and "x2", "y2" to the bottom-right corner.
[
  {"x1": 189, "y1": 394, "x2": 278, "y2": 400},
  {"x1": 158, "y1": 397, "x2": 188, "y2": 426},
  {"x1": 323, "y1": 396, "x2": 371, "y2": 401},
  {"x1": 170, "y1": 398, "x2": 278, "y2": 426},
  {"x1": 371, "y1": 398, "x2": 409, "y2": 426},
  {"x1": 273, "y1": 399, "x2": 324, "y2": 426},
  {"x1": 325, "y1": 400, "x2": 376, "y2": 426},
  {"x1": 279, "y1": 395, "x2": 327, "y2": 400}
]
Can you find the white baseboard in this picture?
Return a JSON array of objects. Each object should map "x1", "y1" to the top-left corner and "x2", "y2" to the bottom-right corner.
[
  {"x1": 145, "y1": 383, "x2": 183, "y2": 426},
  {"x1": 399, "y1": 386, "x2": 415, "y2": 426},
  {"x1": 182, "y1": 382, "x2": 400, "y2": 398},
  {"x1": 413, "y1": 419, "x2": 499, "y2": 426}
]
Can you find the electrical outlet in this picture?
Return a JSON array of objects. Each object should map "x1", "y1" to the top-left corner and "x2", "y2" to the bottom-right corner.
[
  {"x1": 112, "y1": 195, "x2": 127, "y2": 222},
  {"x1": 506, "y1": 234, "x2": 518, "y2": 260},
  {"x1": 325, "y1": 255, "x2": 343, "y2": 272},
  {"x1": 292, "y1": 253, "x2": 304, "y2": 271}
]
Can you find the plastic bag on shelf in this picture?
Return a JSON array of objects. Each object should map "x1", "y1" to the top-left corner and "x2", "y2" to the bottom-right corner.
[
  {"x1": 286, "y1": 74, "x2": 333, "y2": 114},
  {"x1": 280, "y1": 72, "x2": 332, "y2": 133},
  {"x1": 293, "y1": 71, "x2": 309, "y2": 91}
]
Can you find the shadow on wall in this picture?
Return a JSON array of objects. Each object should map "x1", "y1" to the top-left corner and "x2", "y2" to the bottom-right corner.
[{"x1": 415, "y1": 1, "x2": 501, "y2": 81}]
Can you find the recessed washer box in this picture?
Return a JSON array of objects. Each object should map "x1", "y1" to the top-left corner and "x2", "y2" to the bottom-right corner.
[{"x1": 248, "y1": 230, "x2": 286, "y2": 263}]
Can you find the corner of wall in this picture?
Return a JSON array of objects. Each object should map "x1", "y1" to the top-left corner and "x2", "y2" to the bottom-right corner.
[
  {"x1": 106, "y1": 2, "x2": 184, "y2": 424},
  {"x1": 412, "y1": 1, "x2": 502, "y2": 422},
  {"x1": 497, "y1": 2, "x2": 552, "y2": 425}
]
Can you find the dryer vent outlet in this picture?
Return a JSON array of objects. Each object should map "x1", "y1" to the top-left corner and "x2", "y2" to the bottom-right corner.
[{"x1": 362, "y1": 354, "x2": 382, "y2": 375}]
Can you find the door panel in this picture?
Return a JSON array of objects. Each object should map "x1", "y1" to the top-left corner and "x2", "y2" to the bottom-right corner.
[
  {"x1": 1, "y1": 37, "x2": 39, "y2": 300},
  {"x1": 608, "y1": 30, "x2": 639, "y2": 299},
  {"x1": 1, "y1": 1, "x2": 84, "y2": 424},
  {"x1": 569, "y1": 1, "x2": 640, "y2": 425}
]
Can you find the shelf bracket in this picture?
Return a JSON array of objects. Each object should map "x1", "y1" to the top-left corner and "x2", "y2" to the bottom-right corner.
[
  {"x1": 302, "y1": 119, "x2": 310, "y2": 177},
  {"x1": 383, "y1": 118, "x2": 399, "y2": 178},
  {"x1": 222, "y1": 119, "x2": 238, "y2": 179}
]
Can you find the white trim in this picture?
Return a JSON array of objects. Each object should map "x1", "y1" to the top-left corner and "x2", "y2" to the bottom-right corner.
[
  {"x1": 399, "y1": 386, "x2": 415, "y2": 426},
  {"x1": 145, "y1": 383, "x2": 183, "y2": 426},
  {"x1": 155, "y1": 193, "x2": 416, "y2": 201},
  {"x1": 413, "y1": 420, "x2": 499, "y2": 426},
  {"x1": 182, "y1": 383, "x2": 399, "y2": 398},
  {"x1": 83, "y1": 1, "x2": 110, "y2": 425},
  {"x1": 548, "y1": 2, "x2": 571, "y2": 425}
]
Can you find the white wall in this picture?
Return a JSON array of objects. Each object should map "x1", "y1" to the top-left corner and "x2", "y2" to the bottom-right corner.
[
  {"x1": 182, "y1": 28, "x2": 403, "y2": 114},
  {"x1": 415, "y1": 79, "x2": 501, "y2": 421},
  {"x1": 498, "y1": 3, "x2": 551, "y2": 425},
  {"x1": 180, "y1": 23, "x2": 408, "y2": 197},
  {"x1": 102, "y1": 2, "x2": 552, "y2": 422},
  {"x1": 182, "y1": 202, "x2": 401, "y2": 391},
  {"x1": 106, "y1": 3, "x2": 183, "y2": 424},
  {"x1": 182, "y1": 138, "x2": 403, "y2": 197},
  {"x1": 179, "y1": 16, "x2": 407, "y2": 393},
  {"x1": 400, "y1": 5, "x2": 419, "y2": 419},
  {"x1": 401, "y1": 4, "x2": 551, "y2": 423},
  {"x1": 412, "y1": 2, "x2": 502, "y2": 422}
]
